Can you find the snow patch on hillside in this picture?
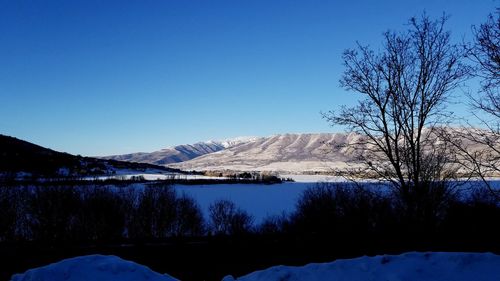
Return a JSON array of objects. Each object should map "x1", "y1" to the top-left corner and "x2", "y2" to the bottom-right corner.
[
  {"x1": 206, "y1": 136, "x2": 262, "y2": 148},
  {"x1": 223, "y1": 252, "x2": 500, "y2": 281}
]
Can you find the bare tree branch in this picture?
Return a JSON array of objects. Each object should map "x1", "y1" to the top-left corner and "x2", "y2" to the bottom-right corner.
[{"x1": 325, "y1": 14, "x2": 470, "y2": 221}]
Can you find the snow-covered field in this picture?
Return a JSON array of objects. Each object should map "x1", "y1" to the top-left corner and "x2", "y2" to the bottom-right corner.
[{"x1": 11, "y1": 252, "x2": 500, "y2": 281}]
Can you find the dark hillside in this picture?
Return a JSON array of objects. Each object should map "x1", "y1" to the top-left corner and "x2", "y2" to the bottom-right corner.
[{"x1": 0, "y1": 134, "x2": 181, "y2": 179}]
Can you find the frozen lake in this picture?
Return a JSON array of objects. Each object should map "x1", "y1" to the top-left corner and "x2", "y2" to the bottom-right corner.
[
  {"x1": 173, "y1": 174, "x2": 357, "y2": 223},
  {"x1": 175, "y1": 182, "x2": 314, "y2": 224},
  {"x1": 93, "y1": 172, "x2": 500, "y2": 224},
  {"x1": 90, "y1": 173, "x2": 339, "y2": 223},
  {"x1": 174, "y1": 177, "x2": 500, "y2": 224}
]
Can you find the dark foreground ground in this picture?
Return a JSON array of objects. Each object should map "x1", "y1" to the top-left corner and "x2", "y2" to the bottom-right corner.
[{"x1": 3, "y1": 234, "x2": 500, "y2": 281}]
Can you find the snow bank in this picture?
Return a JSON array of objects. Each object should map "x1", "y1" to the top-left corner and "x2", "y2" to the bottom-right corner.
[
  {"x1": 223, "y1": 252, "x2": 500, "y2": 281},
  {"x1": 10, "y1": 255, "x2": 179, "y2": 281},
  {"x1": 10, "y1": 252, "x2": 500, "y2": 281}
]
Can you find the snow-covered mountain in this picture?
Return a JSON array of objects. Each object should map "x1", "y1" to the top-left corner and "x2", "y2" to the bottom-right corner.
[
  {"x1": 102, "y1": 137, "x2": 260, "y2": 165},
  {"x1": 169, "y1": 133, "x2": 363, "y2": 173},
  {"x1": 108, "y1": 130, "x2": 492, "y2": 174},
  {"x1": 169, "y1": 129, "x2": 497, "y2": 173}
]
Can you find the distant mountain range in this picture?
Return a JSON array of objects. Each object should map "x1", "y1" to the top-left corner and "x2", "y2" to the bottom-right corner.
[
  {"x1": 169, "y1": 133, "x2": 362, "y2": 173},
  {"x1": 103, "y1": 133, "x2": 364, "y2": 173},
  {"x1": 6, "y1": 130, "x2": 494, "y2": 176},
  {"x1": 102, "y1": 137, "x2": 260, "y2": 165},
  {"x1": 106, "y1": 130, "x2": 495, "y2": 174},
  {"x1": 0, "y1": 134, "x2": 179, "y2": 180}
]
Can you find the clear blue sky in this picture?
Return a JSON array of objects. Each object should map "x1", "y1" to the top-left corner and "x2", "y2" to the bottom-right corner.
[{"x1": 0, "y1": 0, "x2": 497, "y2": 156}]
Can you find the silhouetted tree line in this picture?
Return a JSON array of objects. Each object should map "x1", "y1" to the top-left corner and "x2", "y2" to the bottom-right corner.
[
  {"x1": 0, "y1": 182, "x2": 499, "y2": 244},
  {"x1": 227, "y1": 172, "x2": 283, "y2": 184},
  {"x1": 0, "y1": 184, "x2": 205, "y2": 243},
  {"x1": 291, "y1": 184, "x2": 497, "y2": 238}
]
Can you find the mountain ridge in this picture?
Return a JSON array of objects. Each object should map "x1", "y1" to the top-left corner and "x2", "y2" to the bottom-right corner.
[
  {"x1": 168, "y1": 133, "x2": 360, "y2": 173},
  {"x1": 101, "y1": 136, "x2": 261, "y2": 165},
  {"x1": 106, "y1": 130, "x2": 489, "y2": 174}
]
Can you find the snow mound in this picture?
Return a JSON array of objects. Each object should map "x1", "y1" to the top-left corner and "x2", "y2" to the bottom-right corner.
[
  {"x1": 223, "y1": 252, "x2": 500, "y2": 281},
  {"x1": 10, "y1": 252, "x2": 500, "y2": 281},
  {"x1": 10, "y1": 254, "x2": 179, "y2": 281}
]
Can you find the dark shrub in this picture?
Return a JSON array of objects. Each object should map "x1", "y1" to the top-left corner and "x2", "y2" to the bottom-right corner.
[
  {"x1": 28, "y1": 186, "x2": 82, "y2": 242},
  {"x1": 393, "y1": 180, "x2": 459, "y2": 232},
  {"x1": 290, "y1": 183, "x2": 395, "y2": 235},
  {"x1": 76, "y1": 186, "x2": 129, "y2": 242},
  {"x1": 128, "y1": 184, "x2": 177, "y2": 239},
  {"x1": 0, "y1": 187, "x2": 28, "y2": 241},
  {"x1": 209, "y1": 199, "x2": 253, "y2": 235},
  {"x1": 443, "y1": 187, "x2": 500, "y2": 238},
  {"x1": 172, "y1": 194, "x2": 205, "y2": 237},
  {"x1": 258, "y1": 213, "x2": 289, "y2": 235}
]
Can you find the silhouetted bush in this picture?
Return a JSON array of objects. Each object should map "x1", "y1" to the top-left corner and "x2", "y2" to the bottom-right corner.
[
  {"x1": 289, "y1": 183, "x2": 396, "y2": 235},
  {"x1": 128, "y1": 184, "x2": 179, "y2": 239},
  {"x1": 209, "y1": 199, "x2": 253, "y2": 235},
  {"x1": 392, "y1": 181, "x2": 459, "y2": 233},
  {"x1": 258, "y1": 213, "x2": 290, "y2": 235},
  {"x1": 172, "y1": 194, "x2": 205, "y2": 236},
  {"x1": 0, "y1": 187, "x2": 28, "y2": 241},
  {"x1": 442, "y1": 187, "x2": 500, "y2": 238},
  {"x1": 76, "y1": 186, "x2": 129, "y2": 242},
  {"x1": 127, "y1": 184, "x2": 205, "y2": 239},
  {"x1": 28, "y1": 186, "x2": 82, "y2": 242}
]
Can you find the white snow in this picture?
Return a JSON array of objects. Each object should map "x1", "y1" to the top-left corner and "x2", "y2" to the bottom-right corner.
[
  {"x1": 10, "y1": 254, "x2": 179, "y2": 281},
  {"x1": 215, "y1": 136, "x2": 262, "y2": 148},
  {"x1": 175, "y1": 182, "x2": 313, "y2": 223},
  {"x1": 91, "y1": 173, "x2": 229, "y2": 181},
  {"x1": 223, "y1": 252, "x2": 500, "y2": 281},
  {"x1": 11, "y1": 252, "x2": 500, "y2": 281},
  {"x1": 279, "y1": 174, "x2": 345, "y2": 182},
  {"x1": 15, "y1": 171, "x2": 33, "y2": 180},
  {"x1": 169, "y1": 133, "x2": 366, "y2": 173}
]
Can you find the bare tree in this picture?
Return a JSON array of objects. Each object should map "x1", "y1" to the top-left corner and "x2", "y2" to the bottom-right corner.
[
  {"x1": 128, "y1": 184, "x2": 177, "y2": 239},
  {"x1": 172, "y1": 194, "x2": 205, "y2": 237},
  {"x1": 324, "y1": 15, "x2": 469, "y2": 223},
  {"x1": 208, "y1": 199, "x2": 253, "y2": 235},
  {"x1": 452, "y1": 9, "x2": 500, "y2": 199},
  {"x1": 468, "y1": 9, "x2": 500, "y2": 98}
]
